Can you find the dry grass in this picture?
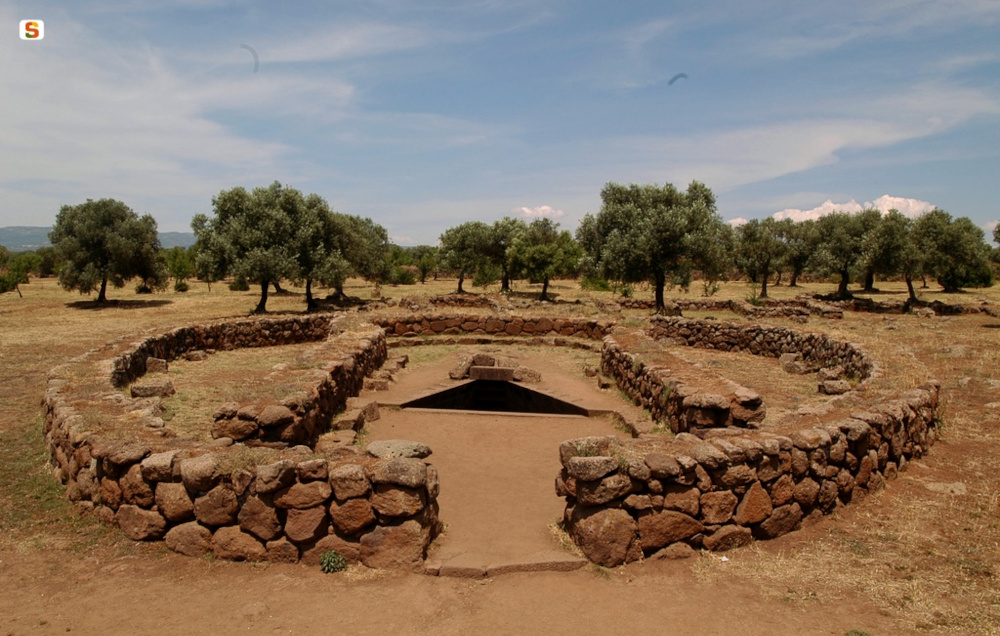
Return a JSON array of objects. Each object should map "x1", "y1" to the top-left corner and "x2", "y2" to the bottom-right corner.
[{"x1": 2, "y1": 274, "x2": 1000, "y2": 634}]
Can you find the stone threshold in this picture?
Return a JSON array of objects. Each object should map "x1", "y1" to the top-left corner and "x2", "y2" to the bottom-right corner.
[{"x1": 424, "y1": 550, "x2": 587, "y2": 578}]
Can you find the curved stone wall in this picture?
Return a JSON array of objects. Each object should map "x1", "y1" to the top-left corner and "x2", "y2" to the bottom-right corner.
[
  {"x1": 43, "y1": 315, "x2": 439, "y2": 569},
  {"x1": 559, "y1": 317, "x2": 937, "y2": 566}
]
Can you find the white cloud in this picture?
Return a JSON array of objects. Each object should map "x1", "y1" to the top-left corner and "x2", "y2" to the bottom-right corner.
[
  {"x1": 773, "y1": 195, "x2": 935, "y2": 222},
  {"x1": 513, "y1": 205, "x2": 564, "y2": 218},
  {"x1": 727, "y1": 217, "x2": 749, "y2": 227}
]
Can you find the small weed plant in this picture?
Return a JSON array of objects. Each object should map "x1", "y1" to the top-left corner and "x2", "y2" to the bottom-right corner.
[{"x1": 320, "y1": 550, "x2": 348, "y2": 573}]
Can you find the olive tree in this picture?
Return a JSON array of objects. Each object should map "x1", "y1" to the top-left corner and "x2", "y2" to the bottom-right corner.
[
  {"x1": 192, "y1": 182, "x2": 300, "y2": 313},
  {"x1": 508, "y1": 218, "x2": 581, "y2": 301},
  {"x1": 734, "y1": 217, "x2": 785, "y2": 298},
  {"x1": 913, "y1": 209, "x2": 993, "y2": 292},
  {"x1": 438, "y1": 221, "x2": 490, "y2": 293},
  {"x1": 49, "y1": 198, "x2": 167, "y2": 303},
  {"x1": 578, "y1": 181, "x2": 726, "y2": 312},
  {"x1": 811, "y1": 209, "x2": 881, "y2": 299}
]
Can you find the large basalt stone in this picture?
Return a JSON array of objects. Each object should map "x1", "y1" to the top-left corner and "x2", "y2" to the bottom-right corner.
[
  {"x1": 130, "y1": 378, "x2": 175, "y2": 398},
  {"x1": 257, "y1": 405, "x2": 295, "y2": 428},
  {"x1": 702, "y1": 525, "x2": 753, "y2": 551},
  {"x1": 329, "y1": 498, "x2": 377, "y2": 535},
  {"x1": 359, "y1": 520, "x2": 428, "y2": 571},
  {"x1": 644, "y1": 453, "x2": 681, "y2": 478},
  {"x1": 370, "y1": 485, "x2": 425, "y2": 518},
  {"x1": 265, "y1": 538, "x2": 300, "y2": 564},
  {"x1": 662, "y1": 487, "x2": 700, "y2": 516},
  {"x1": 575, "y1": 472, "x2": 632, "y2": 506},
  {"x1": 637, "y1": 510, "x2": 703, "y2": 551},
  {"x1": 273, "y1": 481, "x2": 332, "y2": 510},
  {"x1": 211, "y1": 417, "x2": 259, "y2": 441},
  {"x1": 254, "y1": 460, "x2": 296, "y2": 494},
  {"x1": 212, "y1": 526, "x2": 266, "y2": 561},
  {"x1": 140, "y1": 450, "x2": 180, "y2": 483},
  {"x1": 238, "y1": 495, "x2": 282, "y2": 541},
  {"x1": 155, "y1": 482, "x2": 194, "y2": 523},
  {"x1": 569, "y1": 507, "x2": 638, "y2": 568},
  {"x1": 120, "y1": 464, "x2": 155, "y2": 508},
  {"x1": 734, "y1": 481, "x2": 773, "y2": 525},
  {"x1": 165, "y1": 521, "x2": 212, "y2": 557},
  {"x1": 700, "y1": 490, "x2": 738, "y2": 524},
  {"x1": 370, "y1": 458, "x2": 427, "y2": 489},
  {"x1": 366, "y1": 440, "x2": 432, "y2": 460},
  {"x1": 116, "y1": 504, "x2": 167, "y2": 540},
  {"x1": 755, "y1": 503, "x2": 803, "y2": 539},
  {"x1": 180, "y1": 454, "x2": 219, "y2": 493},
  {"x1": 284, "y1": 506, "x2": 329, "y2": 543},
  {"x1": 194, "y1": 485, "x2": 239, "y2": 527},
  {"x1": 329, "y1": 464, "x2": 371, "y2": 500},
  {"x1": 565, "y1": 456, "x2": 619, "y2": 482}
]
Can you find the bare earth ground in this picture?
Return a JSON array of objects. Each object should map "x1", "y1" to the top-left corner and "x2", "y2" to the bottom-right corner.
[{"x1": 1, "y1": 277, "x2": 998, "y2": 635}]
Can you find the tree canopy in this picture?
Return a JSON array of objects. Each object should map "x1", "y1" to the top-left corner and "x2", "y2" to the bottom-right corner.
[
  {"x1": 578, "y1": 181, "x2": 726, "y2": 312},
  {"x1": 49, "y1": 198, "x2": 167, "y2": 303},
  {"x1": 734, "y1": 218, "x2": 785, "y2": 298},
  {"x1": 438, "y1": 221, "x2": 490, "y2": 293},
  {"x1": 509, "y1": 218, "x2": 581, "y2": 300}
]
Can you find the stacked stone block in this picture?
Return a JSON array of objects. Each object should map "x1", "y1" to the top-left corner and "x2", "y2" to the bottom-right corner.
[
  {"x1": 372, "y1": 314, "x2": 613, "y2": 340},
  {"x1": 43, "y1": 315, "x2": 439, "y2": 568},
  {"x1": 559, "y1": 382, "x2": 938, "y2": 567}
]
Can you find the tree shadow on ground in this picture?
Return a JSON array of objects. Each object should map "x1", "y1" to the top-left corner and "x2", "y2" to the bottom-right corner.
[{"x1": 66, "y1": 299, "x2": 174, "y2": 310}]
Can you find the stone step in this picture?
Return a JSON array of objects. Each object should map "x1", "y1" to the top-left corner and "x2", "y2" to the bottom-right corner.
[{"x1": 424, "y1": 550, "x2": 587, "y2": 578}]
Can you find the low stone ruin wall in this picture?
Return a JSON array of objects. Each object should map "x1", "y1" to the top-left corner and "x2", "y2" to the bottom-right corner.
[
  {"x1": 371, "y1": 314, "x2": 614, "y2": 340},
  {"x1": 649, "y1": 316, "x2": 876, "y2": 384},
  {"x1": 560, "y1": 316, "x2": 937, "y2": 566},
  {"x1": 43, "y1": 315, "x2": 439, "y2": 568},
  {"x1": 615, "y1": 297, "x2": 843, "y2": 319},
  {"x1": 111, "y1": 315, "x2": 338, "y2": 387},
  {"x1": 209, "y1": 332, "x2": 387, "y2": 448},
  {"x1": 558, "y1": 381, "x2": 938, "y2": 566},
  {"x1": 601, "y1": 335, "x2": 765, "y2": 434}
]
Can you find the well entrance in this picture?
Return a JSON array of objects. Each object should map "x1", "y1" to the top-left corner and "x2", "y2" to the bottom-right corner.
[{"x1": 400, "y1": 380, "x2": 591, "y2": 416}]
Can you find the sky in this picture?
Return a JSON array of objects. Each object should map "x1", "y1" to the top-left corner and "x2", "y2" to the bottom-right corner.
[{"x1": 2, "y1": 1, "x2": 999, "y2": 245}]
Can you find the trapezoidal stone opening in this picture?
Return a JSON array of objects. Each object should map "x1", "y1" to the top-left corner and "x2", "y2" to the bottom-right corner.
[{"x1": 401, "y1": 380, "x2": 591, "y2": 416}]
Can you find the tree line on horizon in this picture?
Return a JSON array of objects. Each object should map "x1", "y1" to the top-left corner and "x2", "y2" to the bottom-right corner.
[{"x1": 3, "y1": 180, "x2": 999, "y2": 313}]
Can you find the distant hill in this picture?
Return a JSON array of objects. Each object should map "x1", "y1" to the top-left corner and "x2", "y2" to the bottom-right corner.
[{"x1": 0, "y1": 226, "x2": 195, "y2": 251}]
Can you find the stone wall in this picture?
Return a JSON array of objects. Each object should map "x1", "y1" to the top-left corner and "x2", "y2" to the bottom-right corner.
[
  {"x1": 601, "y1": 335, "x2": 765, "y2": 435},
  {"x1": 111, "y1": 315, "x2": 338, "y2": 387},
  {"x1": 615, "y1": 297, "x2": 843, "y2": 319},
  {"x1": 649, "y1": 316, "x2": 876, "y2": 384},
  {"x1": 43, "y1": 315, "x2": 439, "y2": 568},
  {"x1": 560, "y1": 316, "x2": 937, "y2": 567},
  {"x1": 372, "y1": 314, "x2": 614, "y2": 340}
]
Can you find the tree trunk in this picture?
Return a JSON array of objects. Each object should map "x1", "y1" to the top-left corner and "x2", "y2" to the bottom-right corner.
[
  {"x1": 905, "y1": 275, "x2": 917, "y2": 302},
  {"x1": 254, "y1": 280, "x2": 269, "y2": 313},
  {"x1": 456, "y1": 272, "x2": 465, "y2": 293},
  {"x1": 305, "y1": 278, "x2": 317, "y2": 312},
  {"x1": 760, "y1": 273, "x2": 769, "y2": 298},
  {"x1": 789, "y1": 271, "x2": 799, "y2": 287},
  {"x1": 654, "y1": 273, "x2": 666, "y2": 313},
  {"x1": 539, "y1": 278, "x2": 550, "y2": 301},
  {"x1": 836, "y1": 270, "x2": 851, "y2": 299},
  {"x1": 97, "y1": 276, "x2": 108, "y2": 303},
  {"x1": 774, "y1": 270, "x2": 782, "y2": 287},
  {"x1": 500, "y1": 268, "x2": 511, "y2": 294},
  {"x1": 921, "y1": 275, "x2": 928, "y2": 289},
  {"x1": 863, "y1": 269, "x2": 875, "y2": 292},
  {"x1": 272, "y1": 280, "x2": 284, "y2": 294}
]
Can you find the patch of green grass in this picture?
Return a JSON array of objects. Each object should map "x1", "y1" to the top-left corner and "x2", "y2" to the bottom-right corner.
[{"x1": 0, "y1": 416, "x2": 84, "y2": 536}]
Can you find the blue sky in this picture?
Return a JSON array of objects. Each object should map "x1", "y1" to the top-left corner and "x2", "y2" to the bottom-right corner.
[{"x1": 2, "y1": 1, "x2": 999, "y2": 244}]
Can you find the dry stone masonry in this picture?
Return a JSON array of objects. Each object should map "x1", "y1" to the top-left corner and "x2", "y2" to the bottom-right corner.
[
  {"x1": 43, "y1": 314, "x2": 440, "y2": 568},
  {"x1": 559, "y1": 315, "x2": 938, "y2": 567}
]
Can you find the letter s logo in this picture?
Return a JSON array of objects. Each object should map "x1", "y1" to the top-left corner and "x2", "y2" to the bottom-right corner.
[{"x1": 20, "y1": 20, "x2": 44, "y2": 40}]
